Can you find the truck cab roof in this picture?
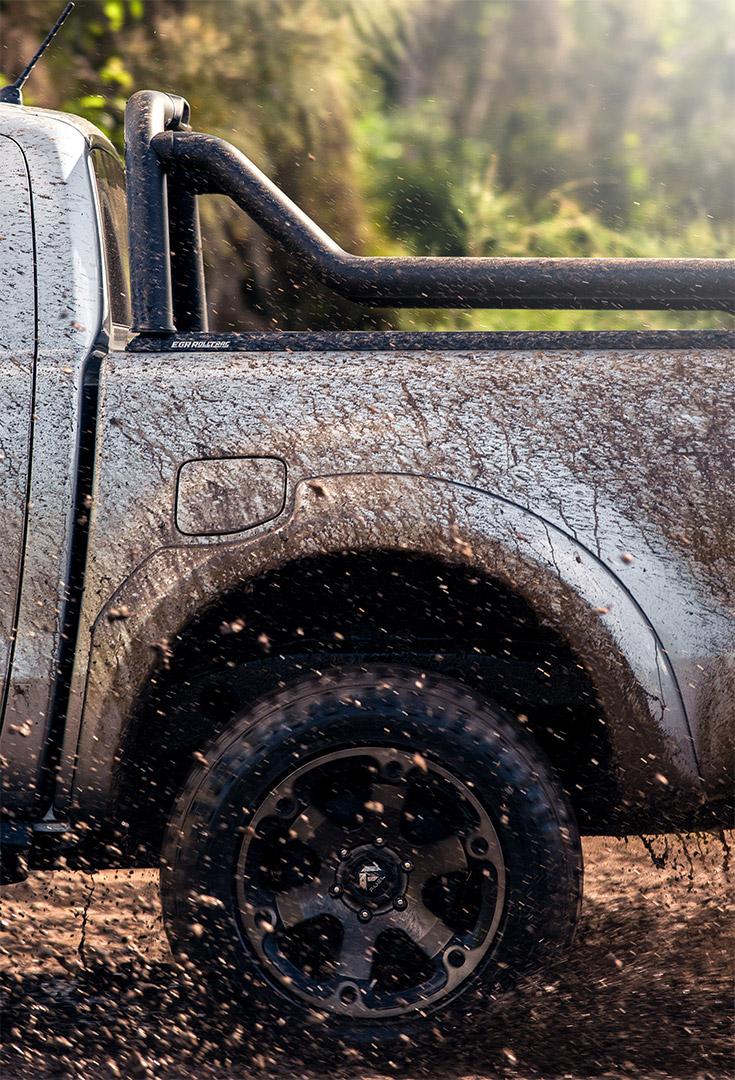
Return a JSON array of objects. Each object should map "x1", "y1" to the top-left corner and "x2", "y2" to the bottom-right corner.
[
  {"x1": 0, "y1": 102, "x2": 129, "y2": 356},
  {"x1": 0, "y1": 99, "x2": 117, "y2": 151}
]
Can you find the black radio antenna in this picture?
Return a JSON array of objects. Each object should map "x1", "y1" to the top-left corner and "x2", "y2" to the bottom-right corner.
[{"x1": 0, "y1": 2, "x2": 75, "y2": 106}]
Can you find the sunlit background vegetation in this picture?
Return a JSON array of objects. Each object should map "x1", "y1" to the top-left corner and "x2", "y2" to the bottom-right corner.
[{"x1": 2, "y1": 0, "x2": 733, "y2": 330}]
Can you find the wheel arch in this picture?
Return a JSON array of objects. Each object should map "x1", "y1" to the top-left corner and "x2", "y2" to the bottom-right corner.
[{"x1": 64, "y1": 472, "x2": 697, "y2": 843}]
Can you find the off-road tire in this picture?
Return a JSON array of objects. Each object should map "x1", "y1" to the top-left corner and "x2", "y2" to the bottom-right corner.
[{"x1": 161, "y1": 666, "x2": 582, "y2": 1051}]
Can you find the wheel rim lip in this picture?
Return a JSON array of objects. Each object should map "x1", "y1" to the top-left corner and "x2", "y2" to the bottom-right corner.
[{"x1": 234, "y1": 743, "x2": 507, "y2": 1019}]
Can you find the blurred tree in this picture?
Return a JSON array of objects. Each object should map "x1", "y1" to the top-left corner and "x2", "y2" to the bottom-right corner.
[{"x1": 1, "y1": 0, "x2": 732, "y2": 330}]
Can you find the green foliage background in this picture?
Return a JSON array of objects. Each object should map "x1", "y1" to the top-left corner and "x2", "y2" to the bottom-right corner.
[{"x1": 2, "y1": 0, "x2": 733, "y2": 330}]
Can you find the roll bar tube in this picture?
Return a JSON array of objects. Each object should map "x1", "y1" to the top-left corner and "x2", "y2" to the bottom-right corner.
[
  {"x1": 126, "y1": 91, "x2": 735, "y2": 332},
  {"x1": 125, "y1": 90, "x2": 208, "y2": 333}
]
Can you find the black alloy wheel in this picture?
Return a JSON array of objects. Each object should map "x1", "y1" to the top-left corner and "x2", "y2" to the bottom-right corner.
[
  {"x1": 161, "y1": 667, "x2": 582, "y2": 1048},
  {"x1": 236, "y1": 745, "x2": 505, "y2": 1017}
]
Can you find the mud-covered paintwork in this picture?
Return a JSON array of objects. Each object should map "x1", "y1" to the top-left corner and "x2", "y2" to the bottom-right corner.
[
  {"x1": 49, "y1": 342, "x2": 732, "y2": 830},
  {"x1": 0, "y1": 104, "x2": 104, "y2": 812},
  {"x1": 0, "y1": 135, "x2": 35, "y2": 705},
  {"x1": 175, "y1": 455, "x2": 287, "y2": 535},
  {"x1": 0, "y1": 104, "x2": 732, "y2": 847}
]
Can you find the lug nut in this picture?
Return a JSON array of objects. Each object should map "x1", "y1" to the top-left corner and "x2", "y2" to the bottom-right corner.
[
  {"x1": 393, "y1": 895, "x2": 407, "y2": 910},
  {"x1": 402, "y1": 859, "x2": 413, "y2": 872},
  {"x1": 330, "y1": 883, "x2": 342, "y2": 897},
  {"x1": 358, "y1": 908, "x2": 372, "y2": 922},
  {"x1": 339, "y1": 848, "x2": 350, "y2": 859},
  {"x1": 374, "y1": 836, "x2": 385, "y2": 846}
]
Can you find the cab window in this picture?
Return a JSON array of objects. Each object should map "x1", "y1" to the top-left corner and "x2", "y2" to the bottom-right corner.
[{"x1": 91, "y1": 148, "x2": 131, "y2": 328}]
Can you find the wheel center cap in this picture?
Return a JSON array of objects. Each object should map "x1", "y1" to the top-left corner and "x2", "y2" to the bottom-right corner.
[
  {"x1": 357, "y1": 859, "x2": 385, "y2": 893},
  {"x1": 337, "y1": 844, "x2": 406, "y2": 911}
]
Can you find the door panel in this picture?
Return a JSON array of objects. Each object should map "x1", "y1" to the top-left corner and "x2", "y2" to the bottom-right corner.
[{"x1": 0, "y1": 135, "x2": 35, "y2": 707}]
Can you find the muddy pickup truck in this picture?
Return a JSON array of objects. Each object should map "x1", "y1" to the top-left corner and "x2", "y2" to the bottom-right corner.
[{"x1": 0, "y1": 81, "x2": 733, "y2": 1048}]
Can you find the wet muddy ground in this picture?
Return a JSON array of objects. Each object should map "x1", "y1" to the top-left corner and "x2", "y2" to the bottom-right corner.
[{"x1": 0, "y1": 833, "x2": 732, "y2": 1079}]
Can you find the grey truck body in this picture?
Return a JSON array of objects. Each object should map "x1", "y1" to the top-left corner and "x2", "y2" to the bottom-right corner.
[{"x1": 0, "y1": 101, "x2": 733, "y2": 868}]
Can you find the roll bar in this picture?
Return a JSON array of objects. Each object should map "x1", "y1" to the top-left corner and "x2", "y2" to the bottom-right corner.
[
  {"x1": 125, "y1": 90, "x2": 207, "y2": 333},
  {"x1": 125, "y1": 91, "x2": 735, "y2": 334}
]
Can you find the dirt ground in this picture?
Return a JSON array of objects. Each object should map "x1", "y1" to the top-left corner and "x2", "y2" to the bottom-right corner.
[{"x1": 0, "y1": 833, "x2": 732, "y2": 1079}]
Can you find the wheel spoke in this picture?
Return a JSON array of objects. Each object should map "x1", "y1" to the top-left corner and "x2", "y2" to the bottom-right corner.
[
  {"x1": 385, "y1": 899, "x2": 454, "y2": 959},
  {"x1": 411, "y1": 834, "x2": 467, "y2": 888},
  {"x1": 289, "y1": 807, "x2": 346, "y2": 862},
  {"x1": 337, "y1": 917, "x2": 381, "y2": 981},
  {"x1": 275, "y1": 881, "x2": 342, "y2": 929},
  {"x1": 368, "y1": 782, "x2": 407, "y2": 836}
]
